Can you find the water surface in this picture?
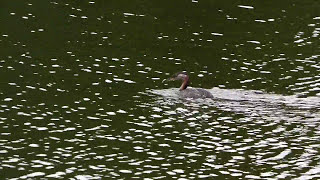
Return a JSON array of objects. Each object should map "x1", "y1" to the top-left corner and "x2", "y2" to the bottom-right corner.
[{"x1": 0, "y1": 0, "x2": 320, "y2": 179}]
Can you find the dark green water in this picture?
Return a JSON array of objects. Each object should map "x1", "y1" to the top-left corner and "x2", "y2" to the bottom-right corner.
[{"x1": 1, "y1": 0, "x2": 320, "y2": 179}]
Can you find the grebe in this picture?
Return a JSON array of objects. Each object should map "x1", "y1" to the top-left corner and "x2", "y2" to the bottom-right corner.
[{"x1": 168, "y1": 72, "x2": 213, "y2": 99}]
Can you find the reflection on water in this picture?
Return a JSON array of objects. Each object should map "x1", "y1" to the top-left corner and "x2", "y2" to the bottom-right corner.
[
  {"x1": 2, "y1": 86, "x2": 319, "y2": 179},
  {"x1": 149, "y1": 88, "x2": 320, "y2": 179},
  {"x1": 0, "y1": 0, "x2": 320, "y2": 179}
]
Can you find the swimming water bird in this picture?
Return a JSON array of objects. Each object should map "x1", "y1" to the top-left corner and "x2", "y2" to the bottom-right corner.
[{"x1": 167, "y1": 72, "x2": 213, "y2": 99}]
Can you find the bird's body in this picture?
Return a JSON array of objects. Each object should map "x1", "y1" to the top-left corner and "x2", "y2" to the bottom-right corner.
[
  {"x1": 168, "y1": 72, "x2": 213, "y2": 99},
  {"x1": 179, "y1": 88, "x2": 213, "y2": 99}
]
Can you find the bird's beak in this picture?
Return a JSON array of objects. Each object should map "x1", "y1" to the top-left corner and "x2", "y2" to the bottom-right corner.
[{"x1": 162, "y1": 77, "x2": 174, "y2": 83}]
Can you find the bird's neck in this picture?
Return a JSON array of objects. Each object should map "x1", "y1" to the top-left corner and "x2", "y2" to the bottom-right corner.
[{"x1": 179, "y1": 76, "x2": 189, "y2": 90}]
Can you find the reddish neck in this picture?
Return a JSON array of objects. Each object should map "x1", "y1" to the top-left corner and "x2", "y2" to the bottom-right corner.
[{"x1": 179, "y1": 76, "x2": 189, "y2": 90}]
